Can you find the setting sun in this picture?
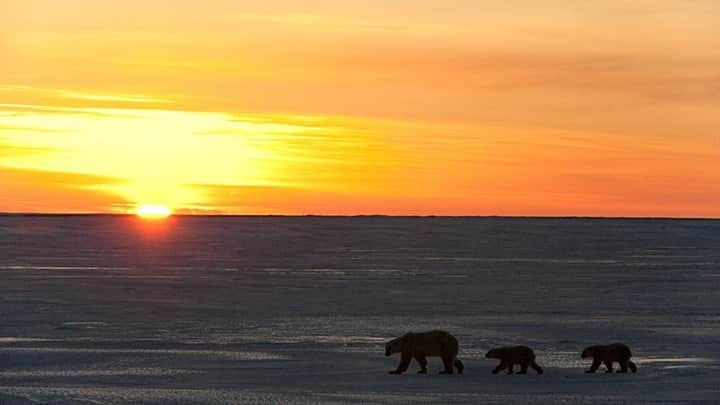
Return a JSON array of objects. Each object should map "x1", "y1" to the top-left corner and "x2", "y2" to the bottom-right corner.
[{"x1": 136, "y1": 204, "x2": 172, "y2": 219}]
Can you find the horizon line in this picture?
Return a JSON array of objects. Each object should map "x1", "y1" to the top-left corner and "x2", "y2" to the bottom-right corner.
[{"x1": 0, "y1": 213, "x2": 718, "y2": 221}]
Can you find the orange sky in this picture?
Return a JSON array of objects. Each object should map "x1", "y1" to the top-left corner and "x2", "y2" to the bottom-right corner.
[{"x1": 1, "y1": 0, "x2": 719, "y2": 216}]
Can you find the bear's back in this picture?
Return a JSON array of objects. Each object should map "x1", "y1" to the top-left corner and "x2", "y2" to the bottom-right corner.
[
  {"x1": 501, "y1": 346, "x2": 535, "y2": 362},
  {"x1": 407, "y1": 330, "x2": 458, "y2": 355},
  {"x1": 606, "y1": 343, "x2": 632, "y2": 358}
]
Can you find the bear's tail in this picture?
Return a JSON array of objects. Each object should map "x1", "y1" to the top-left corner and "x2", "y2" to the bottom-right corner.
[{"x1": 454, "y1": 359, "x2": 464, "y2": 374}]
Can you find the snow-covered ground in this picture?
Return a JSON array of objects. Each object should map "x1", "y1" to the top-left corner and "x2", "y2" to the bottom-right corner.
[{"x1": 1, "y1": 216, "x2": 718, "y2": 404}]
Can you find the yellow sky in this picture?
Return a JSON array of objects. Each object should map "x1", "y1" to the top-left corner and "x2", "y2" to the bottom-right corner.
[{"x1": 1, "y1": 0, "x2": 719, "y2": 216}]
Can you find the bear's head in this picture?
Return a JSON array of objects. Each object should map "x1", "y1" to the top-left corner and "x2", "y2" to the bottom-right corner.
[
  {"x1": 581, "y1": 347, "x2": 597, "y2": 359},
  {"x1": 385, "y1": 336, "x2": 404, "y2": 357},
  {"x1": 485, "y1": 348, "x2": 501, "y2": 359}
]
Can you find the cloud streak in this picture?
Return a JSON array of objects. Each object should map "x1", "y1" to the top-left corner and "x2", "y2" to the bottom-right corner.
[{"x1": 0, "y1": 166, "x2": 128, "y2": 213}]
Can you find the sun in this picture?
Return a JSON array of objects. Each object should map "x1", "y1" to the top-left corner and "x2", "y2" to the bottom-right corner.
[{"x1": 136, "y1": 204, "x2": 172, "y2": 219}]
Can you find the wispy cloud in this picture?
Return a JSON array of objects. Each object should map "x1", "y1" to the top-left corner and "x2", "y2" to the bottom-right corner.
[
  {"x1": 0, "y1": 166, "x2": 129, "y2": 213},
  {"x1": 57, "y1": 90, "x2": 171, "y2": 104},
  {"x1": 0, "y1": 85, "x2": 173, "y2": 108}
]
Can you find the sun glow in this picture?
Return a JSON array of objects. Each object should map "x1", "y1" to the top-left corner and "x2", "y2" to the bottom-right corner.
[{"x1": 136, "y1": 204, "x2": 172, "y2": 219}]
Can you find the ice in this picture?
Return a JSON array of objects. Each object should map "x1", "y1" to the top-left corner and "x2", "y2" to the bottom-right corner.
[
  {"x1": 0, "y1": 216, "x2": 719, "y2": 403},
  {"x1": 56, "y1": 322, "x2": 111, "y2": 330}
]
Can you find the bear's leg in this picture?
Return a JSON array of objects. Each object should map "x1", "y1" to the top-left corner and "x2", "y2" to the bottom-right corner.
[
  {"x1": 530, "y1": 360, "x2": 544, "y2": 375},
  {"x1": 628, "y1": 361, "x2": 637, "y2": 373},
  {"x1": 414, "y1": 355, "x2": 428, "y2": 374},
  {"x1": 389, "y1": 351, "x2": 412, "y2": 375},
  {"x1": 586, "y1": 358, "x2": 601, "y2": 373},
  {"x1": 492, "y1": 361, "x2": 507, "y2": 374},
  {"x1": 439, "y1": 355, "x2": 454, "y2": 374},
  {"x1": 518, "y1": 362, "x2": 529, "y2": 374},
  {"x1": 506, "y1": 362, "x2": 514, "y2": 375},
  {"x1": 604, "y1": 360, "x2": 613, "y2": 373},
  {"x1": 454, "y1": 359, "x2": 464, "y2": 374},
  {"x1": 618, "y1": 360, "x2": 629, "y2": 373}
]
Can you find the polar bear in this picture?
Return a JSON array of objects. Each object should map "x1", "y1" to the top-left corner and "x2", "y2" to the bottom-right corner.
[
  {"x1": 385, "y1": 330, "x2": 464, "y2": 375},
  {"x1": 582, "y1": 343, "x2": 637, "y2": 373},
  {"x1": 485, "y1": 346, "x2": 544, "y2": 375}
]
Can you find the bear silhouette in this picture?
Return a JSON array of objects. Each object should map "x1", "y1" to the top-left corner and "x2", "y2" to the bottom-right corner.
[
  {"x1": 582, "y1": 343, "x2": 637, "y2": 373},
  {"x1": 485, "y1": 346, "x2": 544, "y2": 375},
  {"x1": 385, "y1": 330, "x2": 464, "y2": 375}
]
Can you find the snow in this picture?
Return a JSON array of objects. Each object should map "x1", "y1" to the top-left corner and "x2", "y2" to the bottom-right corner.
[{"x1": 0, "y1": 216, "x2": 718, "y2": 403}]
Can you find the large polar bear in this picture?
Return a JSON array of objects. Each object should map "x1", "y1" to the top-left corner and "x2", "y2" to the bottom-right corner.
[{"x1": 385, "y1": 330, "x2": 464, "y2": 375}]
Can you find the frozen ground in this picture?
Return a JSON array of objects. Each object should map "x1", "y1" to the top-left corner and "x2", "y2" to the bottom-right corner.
[{"x1": 0, "y1": 216, "x2": 718, "y2": 404}]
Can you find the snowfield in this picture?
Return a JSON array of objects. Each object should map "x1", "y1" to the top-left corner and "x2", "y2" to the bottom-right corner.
[{"x1": 1, "y1": 216, "x2": 718, "y2": 404}]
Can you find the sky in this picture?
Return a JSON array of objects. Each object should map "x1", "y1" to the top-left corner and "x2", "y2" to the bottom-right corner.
[{"x1": 1, "y1": 0, "x2": 719, "y2": 216}]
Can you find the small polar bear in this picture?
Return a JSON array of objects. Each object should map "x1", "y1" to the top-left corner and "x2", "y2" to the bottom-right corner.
[
  {"x1": 485, "y1": 346, "x2": 544, "y2": 375},
  {"x1": 582, "y1": 343, "x2": 637, "y2": 373}
]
